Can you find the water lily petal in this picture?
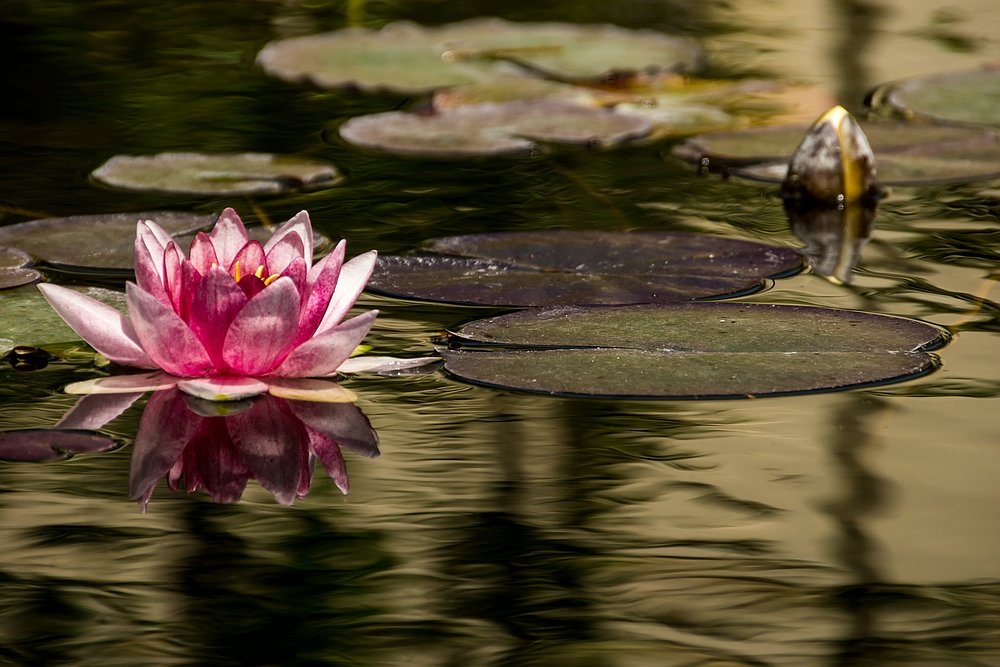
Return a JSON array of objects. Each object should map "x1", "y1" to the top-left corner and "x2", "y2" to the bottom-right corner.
[
  {"x1": 265, "y1": 231, "x2": 305, "y2": 277},
  {"x1": 65, "y1": 371, "x2": 180, "y2": 395},
  {"x1": 297, "y1": 242, "x2": 345, "y2": 345},
  {"x1": 335, "y1": 355, "x2": 440, "y2": 374},
  {"x1": 189, "y1": 231, "x2": 218, "y2": 275},
  {"x1": 126, "y1": 282, "x2": 216, "y2": 376},
  {"x1": 134, "y1": 228, "x2": 171, "y2": 307},
  {"x1": 306, "y1": 429, "x2": 349, "y2": 494},
  {"x1": 315, "y1": 250, "x2": 377, "y2": 335},
  {"x1": 187, "y1": 266, "x2": 249, "y2": 366},
  {"x1": 55, "y1": 392, "x2": 144, "y2": 430},
  {"x1": 129, "y1": 388, "x2": 201, "y2": 512},
  {"x1": 287, "y1": 399, "x2": 380, "y2": 459},
  {"x1": 265, "y1": 210, "x2": 313, "y2": 267},
  {"x1": 137, "y1": 220, "x2": 172, "y2": 272},
  {"x1": 37, "y1": 283, "x2": 158, "y2": 369},
  {"x1": 209, "y1": 208, "x2": 249, "y2": 270},
  {"x1": 272, "y1": 309, "x2": 378, "y2": 377},
  {"x1": 226, "y1": 396, "x2": 309, "y2": 505},
  {"x1": 279, "y1": 256, "x2": 308, "y2": 301},
  {"x1": 177, "y1": 376, "x2": 269, "y2": 401},
  {"x1": 163, "y1": 241, "x2": 183, "y2": 313},
  {"x1": 222, "y1": 276, "x2": 300, "y2": 376},
  {"x1": 230, "y1": 239, "x2": 266, "y2": 277},
  {"x1": 178, "y1": 258, "x2": 202, "y2": 321},
  {"x1": 267, "y1": 378, "x2": 358, "y2": 403}
]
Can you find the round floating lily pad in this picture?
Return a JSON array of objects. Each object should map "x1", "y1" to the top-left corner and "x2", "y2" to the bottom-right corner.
[
  {"x1": 442, "y1": 303, "x2": 944, "y2": 398},
  {"x1": 368, "y1": 231, "x2": 801, "y2": 306},
  {"x1": 673, "y1": 122, "x2": 1000, "y2": 185},
  {"x1": 0, "y1": 285, "x2": 126, "y2": 349},
  {"x1": 0, "y1": 246, "x2": 40, "y2": 290},
  {"x1": 876, "y1": 65, "x2": 1000, "y2": 128},
  {"x1": 0, "y1": 430, "x2": 116, "y2": 462},
  {"x1": 257, "y1": 18, "x2": 699, "y2": 94},
  {"x1": 92, "y1": 153, "x2": 341, "y2": 195},
  {"x1": 339, "y1": 100, "x2": 653, "y2": 156},
  {"x1": 0, "y1": 212, "x2": 217, "y2": 272}
]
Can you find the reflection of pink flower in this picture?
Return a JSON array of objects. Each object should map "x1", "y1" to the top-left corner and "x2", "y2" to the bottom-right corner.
[
  {"x1": 38, "y1": 209, "x2": 395, "y2": 401},
  {"x1": 127, "y1": 388, "x2": 379, "y2": 510}
]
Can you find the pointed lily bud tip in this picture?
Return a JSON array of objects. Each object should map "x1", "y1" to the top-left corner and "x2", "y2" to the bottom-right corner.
[{"x1": 781, "y1": 105, "x2": 880, "y2": 205}]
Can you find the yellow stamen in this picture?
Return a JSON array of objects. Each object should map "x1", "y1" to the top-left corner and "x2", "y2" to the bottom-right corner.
[
  {"x1": 255, "y1": 265, "x2": 265, "y2": 279},
  {"x1": 211, "y1": 262, "x2": 218, "y2": 269},
  {"x1": 263, "y1": 274, "x2": 280, "y2": 286},
  {"x1": 233, "y1": 260, "x2": 242, "y2": 282}
]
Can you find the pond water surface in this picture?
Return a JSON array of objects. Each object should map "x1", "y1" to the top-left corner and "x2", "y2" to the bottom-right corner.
[{"x1": 2, "y1": 1, "x2": 1000, "y2": 665}]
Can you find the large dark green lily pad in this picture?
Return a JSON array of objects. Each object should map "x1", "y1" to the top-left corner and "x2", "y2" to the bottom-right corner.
[
  {"x1": 874, "y1": 65, "x2": 1000, "y2": 128},
  {"x1": 91, "y1": 153, "x2": 341, "y2": 195},
  {"x1": 257, "y1": 18, "x2": 699, "y2": 94},
  {"x1": 0, "y1": 246, "x2": 40, "y2": 290},
  {"x1": 368, "y1": 231, "x2": 801, "y2": 307},
  {"x1": 0, "y1": 285, "x2": 126, "y2": 349},
  {"x1": 442, "y1": 303, "x2": 944, "y2": 398},
  {"x1": 673, "y1": 122, "x2": 1000, "y2": 185},
  {"x1": 0, "y1": 212, "x2": 217, "y2": 273},
  {"x1": 339, "y1": 100, "x2": 653, "y2": 156}
]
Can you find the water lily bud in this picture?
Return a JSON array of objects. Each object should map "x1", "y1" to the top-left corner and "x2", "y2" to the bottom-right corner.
[{"x1": 782, "y1": 106, "x2": 879, "y2": 204}]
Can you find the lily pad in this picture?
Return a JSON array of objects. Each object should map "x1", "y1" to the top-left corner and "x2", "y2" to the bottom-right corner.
[
  {"x1": 0, "y1": 430, "x2": 116, "y2": 462},
  {"x1": 91, "y1": 153, "x2": 341, "y2": 195},
  {"x1": 368, "y1": 231, "x2": 801, "y2": 307},
  {"x1": 0, "y1": 212, "x2": 217, "y2": 273},
  {"x1": 673, "y1": 122, "x2": 1000, "y2": 186},
  {"x1": 442, "y1": 303, "x2": 944, "y2": 398},
  {"x1": 339, "y1": 100, "x2": 653, "y2": 156},
  {"x1": 874, "y1": 64, "x2": 1000, "y2": 128},
  {"x1": 257, "y1": 18, "x2": 700, "y2": 94},
  {"x1": 0, "y1": 285, "x2": 126, "y2": 349},
  {"x1": 0, "y1": 246, "x2": 40, "y2": 290}
]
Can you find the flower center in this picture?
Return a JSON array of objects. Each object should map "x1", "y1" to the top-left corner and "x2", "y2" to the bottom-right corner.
[{"x1": 213, "y1": 261, "x2": 281, "y2": 286}]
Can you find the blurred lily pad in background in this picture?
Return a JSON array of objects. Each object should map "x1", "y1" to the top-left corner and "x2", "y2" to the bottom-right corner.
[
  {"x1": 339, "y1": 100, "x2": 654, "y2": 156},
  {"x1": 673, "y1": 121, "x2": 1000, "y2": 185},
  {"x1": 257, "y1": 18, "x2": 701, "y2": 94},
  {"x1": 369, "y1": 231, "x2": 801, "y2": 306},
  {"x1": 443, "y1": 302, "x2": 945, "y2": 398},
  {"x1": 0, "y1": 246, "x2": 40, "y2": 290},
  {"x1": 0, "y1": 212, "x2": 217, "y2": 273},
  {"x1": 872, "y1": 64, "x2": 1000, "y2": 127},
  {"x1": 91, "y1": 153, "x2": 341, "y2": 195}
]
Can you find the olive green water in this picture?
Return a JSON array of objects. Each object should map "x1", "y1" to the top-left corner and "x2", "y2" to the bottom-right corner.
[{"x1": 2, "y1": 1, "x2": 1000, "y2": 665}]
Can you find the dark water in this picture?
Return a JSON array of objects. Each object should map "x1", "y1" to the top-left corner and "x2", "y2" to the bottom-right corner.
[{"x1": 2, "y1": 1, "x2": 1000, "y2": 665}]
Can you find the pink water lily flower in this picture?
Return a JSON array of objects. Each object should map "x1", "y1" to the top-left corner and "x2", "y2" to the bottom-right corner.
[{"x1": 39, "y1": 208, "x2": 429, "y2": 401}]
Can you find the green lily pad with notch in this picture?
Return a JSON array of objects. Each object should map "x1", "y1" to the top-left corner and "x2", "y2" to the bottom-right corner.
[
  {"x1": 257, "y1": 18, "x2": 700, "y2": 94},
  {"x1": 368, "y1": 231, "x2": 802, "y2": 307},
  {"x1": 0, "y1": 246, "x2": 40, "y2": 290},
  {"x1": 442, "y1": 302, "x2": 945, "y2": 398},
  {"x1": 91, "y1": 153, "x2": 341, "y2": 195},
  {"x1": 0, "y1": 285, "x2": 126, "y2": 350},
  {"x1": 0, "y1": 212, "x2": 217, "y2": 273},
  {"x1": 673, "y1": 122, "x2": 1000, "y2": 185},
  {"x1": 339, "y1": 100, "x2": 653, "y2": 157},
  {"x1": 873, "y1": 64, "x2": 1000, "y2": 128}
]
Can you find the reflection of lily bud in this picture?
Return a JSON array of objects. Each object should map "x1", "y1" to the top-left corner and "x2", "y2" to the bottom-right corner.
[
  {"x1": 786, "y1": 198, "x2": 876, "y2": 285},
  {"x1": 128, "y1": 388, "x2": 379, "y2": 511},
  {"x1": 781, "y1": 106, "x2": 880, "y2": 204}
]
